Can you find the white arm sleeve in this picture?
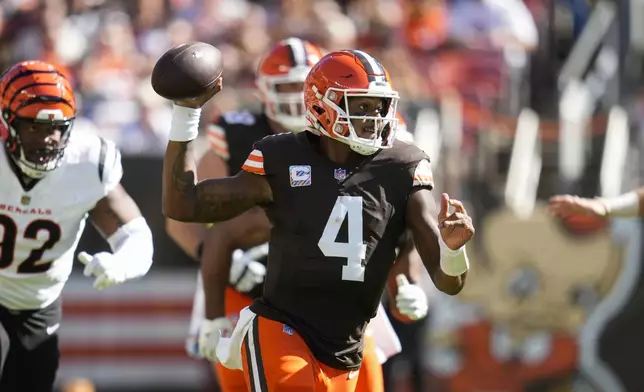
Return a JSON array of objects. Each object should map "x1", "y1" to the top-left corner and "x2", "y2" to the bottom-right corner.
[{"x1": 106, "y1": 216, "x2": 154, "y2": 280}]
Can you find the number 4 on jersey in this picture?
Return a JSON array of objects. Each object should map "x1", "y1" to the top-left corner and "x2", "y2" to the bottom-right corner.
[{"x1": 318, "y1": 196, "x2": 367, "y2": 282}]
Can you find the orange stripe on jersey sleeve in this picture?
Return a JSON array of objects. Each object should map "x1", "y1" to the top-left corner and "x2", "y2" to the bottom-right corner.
[
  {"x1": 412, "y1": 159, "x2": 434, "y2": 188},
  {"x1": 241, "y1": 149, "x2": 265, "y2": 175},
  {"x1": 206, "y1": 124, "x2": 230, "y2": 160}
]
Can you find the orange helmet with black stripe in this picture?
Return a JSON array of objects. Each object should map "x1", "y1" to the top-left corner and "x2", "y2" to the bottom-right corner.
[
  {"x1": 0, "y1": 61, "x2": 75, "y2": 178},
  {"x1": 303, "y1": 50, "x2": 399, "y2": 155},
  {"x1": 256, "y1": 37, "x2": 324, "y2": 132}
]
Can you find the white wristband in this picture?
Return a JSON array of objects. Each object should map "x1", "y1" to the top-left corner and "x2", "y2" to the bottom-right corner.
[
  {"x1": 439, "y1": 238, "x2": 469, "y2": 276},
  {"x1": 169, "y1": 104, "x2": 201, "y2": 142},
  {"x1": 602, "y1": 192, "x2": 640, "y2": 217}
]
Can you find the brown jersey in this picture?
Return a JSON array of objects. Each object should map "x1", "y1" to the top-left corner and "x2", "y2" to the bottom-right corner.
[
  {"x1": 206, "y1": 110, "x2": 272, "y2": 299},
  {"x1": 241, "y1": 131, "x2": 434, "y2": 370}
]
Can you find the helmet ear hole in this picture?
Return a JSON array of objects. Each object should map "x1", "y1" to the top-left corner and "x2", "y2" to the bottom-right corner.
[{"x1": 312, "y1": 104, "x2": 325, "y2": 116}]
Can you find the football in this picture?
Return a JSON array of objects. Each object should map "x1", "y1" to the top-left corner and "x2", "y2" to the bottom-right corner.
[{"x1": 151, "y1": 41, "x2": 223, "y2": 101}]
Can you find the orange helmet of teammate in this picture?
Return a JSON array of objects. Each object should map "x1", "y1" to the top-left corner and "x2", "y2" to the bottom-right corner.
[
  {"x1": 303, "y1": 50, "x2": 399, "y2": 155},
  {"x1": 256, "y1": 37, "x2": 324, "y2": 132},
  {"x1": 0, "y1": 61, "x2": 76, "y2": 178}
]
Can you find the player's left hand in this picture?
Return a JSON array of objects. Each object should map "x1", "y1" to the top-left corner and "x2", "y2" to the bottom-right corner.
[
  {"x1": 78, "y1": 252, "x2": 127, "y2": 290},
  {"x1": 437, "y1": 193, "x2": 475, "y2": 250},
  {"x1": 395, "y1": 275, "x2": 428, "y2": 320}
]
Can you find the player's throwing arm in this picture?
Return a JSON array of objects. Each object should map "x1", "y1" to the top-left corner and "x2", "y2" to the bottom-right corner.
[{"x1": 154, "y1": 43, "x2": 273, "y2": 223}]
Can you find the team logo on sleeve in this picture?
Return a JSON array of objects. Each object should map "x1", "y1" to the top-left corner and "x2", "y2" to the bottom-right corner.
[{"x1": 289, "y1": 165, "x2": 312, "y2": 187}]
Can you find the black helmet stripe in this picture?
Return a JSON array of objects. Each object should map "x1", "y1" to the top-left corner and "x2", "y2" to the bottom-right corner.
[
  {"x1": 347, "y1": 50, "x2": 386, "y2": 83},
  {"x1": 285, "y1": 37, "x2": 309, "y2": 67},
  {"x1": 1, "y1": 69, "x2": 64, "y2": 101}
]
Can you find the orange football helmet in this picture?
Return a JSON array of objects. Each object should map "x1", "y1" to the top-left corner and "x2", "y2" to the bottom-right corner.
[
  {"x1": 257, "y1": 37, "x2": 324, "y2": 132},
  {"x1": 304, "y1": 50, "x2": 399, "y2": 155},
  {"x1": 0, "y1": 61, "x2": 76, "y2": 178}
]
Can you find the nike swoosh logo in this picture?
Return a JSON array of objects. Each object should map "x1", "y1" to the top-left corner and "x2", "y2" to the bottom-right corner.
[
  {"x1": 347, "y1": 370, "x2": 359, "y2": 380},
  {"x1": 46, "y1": 323, "x2": 60, "y2": 335}
]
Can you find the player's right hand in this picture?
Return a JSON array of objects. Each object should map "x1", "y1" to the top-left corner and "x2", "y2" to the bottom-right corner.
[
  {"x1": 78, "y1": 251, "x2": 127, "y2": 290},
  {"x1": 199, "y1": 317, "x2": 234, "y2": 361},
  {"x1": 173, "y1": 79, "x2": 223, "y2": 109},
  {"x1": 548, "y1": 195, "x2": 608, "y2": 219}
]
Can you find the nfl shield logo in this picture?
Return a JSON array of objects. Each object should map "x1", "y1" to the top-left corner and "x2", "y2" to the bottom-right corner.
[
  {"x1": 282, "y1": 324, "x2": 294, "y2": 336},
  {"x1": 334, "y1": 168, "x2": 347, "y2": 181}
]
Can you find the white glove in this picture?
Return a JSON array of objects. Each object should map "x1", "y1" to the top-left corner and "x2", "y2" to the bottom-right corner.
[
  {"x1": 199, "y1": 317, "x2": 234, "y2": 361},
  {"x1": 229, "y1": 246, "x2": 267, "y2": 293},
  {"x1": 395, "y1": 274, "x2": 428, "y2": 320},
  {"x1": 78, "y1": 251, "x2": 128, "y2": 290}
]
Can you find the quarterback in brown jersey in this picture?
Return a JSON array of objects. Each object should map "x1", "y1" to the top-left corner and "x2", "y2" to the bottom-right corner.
[{"x1": 162, "y1": 49, "x2": 474, "y2": 391}]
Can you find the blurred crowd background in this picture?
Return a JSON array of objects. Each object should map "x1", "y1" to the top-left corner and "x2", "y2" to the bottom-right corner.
[
  {"x1": 3, "y1": 0, "x2": 644, "y2": 391},
  {"x1": 1, "y1": 0, "x2": 551, "y2": 154}
]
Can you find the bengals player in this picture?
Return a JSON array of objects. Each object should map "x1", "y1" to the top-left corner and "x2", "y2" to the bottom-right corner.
[
  {"x1": 0, "y1": 61, "x2": 153, "y2": 391},
  {"x1": 162, "y1": 50, "x2": 473, "y2": 391}
]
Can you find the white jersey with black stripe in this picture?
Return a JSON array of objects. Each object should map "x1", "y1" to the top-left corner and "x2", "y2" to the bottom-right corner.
[{"x1": 0, "y1": 132, "x2": 122, "y2": 310}]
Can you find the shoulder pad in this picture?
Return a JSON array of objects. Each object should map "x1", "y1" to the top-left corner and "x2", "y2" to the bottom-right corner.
[
  {"x1": 241, "y1": 132, "x2": 298, "y2": 176},
  {"x1": 388, "y1": 139, "x2": 430, "y2": 163},
  {"x1": 66, "y1": 132, "x2": 123, "y2": 195},
  {"x1": 253, "y1": 131, "x2": 296, "y2": 149}
]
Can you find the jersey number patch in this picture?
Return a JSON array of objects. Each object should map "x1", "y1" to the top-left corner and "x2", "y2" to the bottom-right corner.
[
  {"x1": 0, "y1": 214, "x2": 62, "y2": 273},
  {"x1": 318, "y1": 196, "x2": 367, "y2": 282}
]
